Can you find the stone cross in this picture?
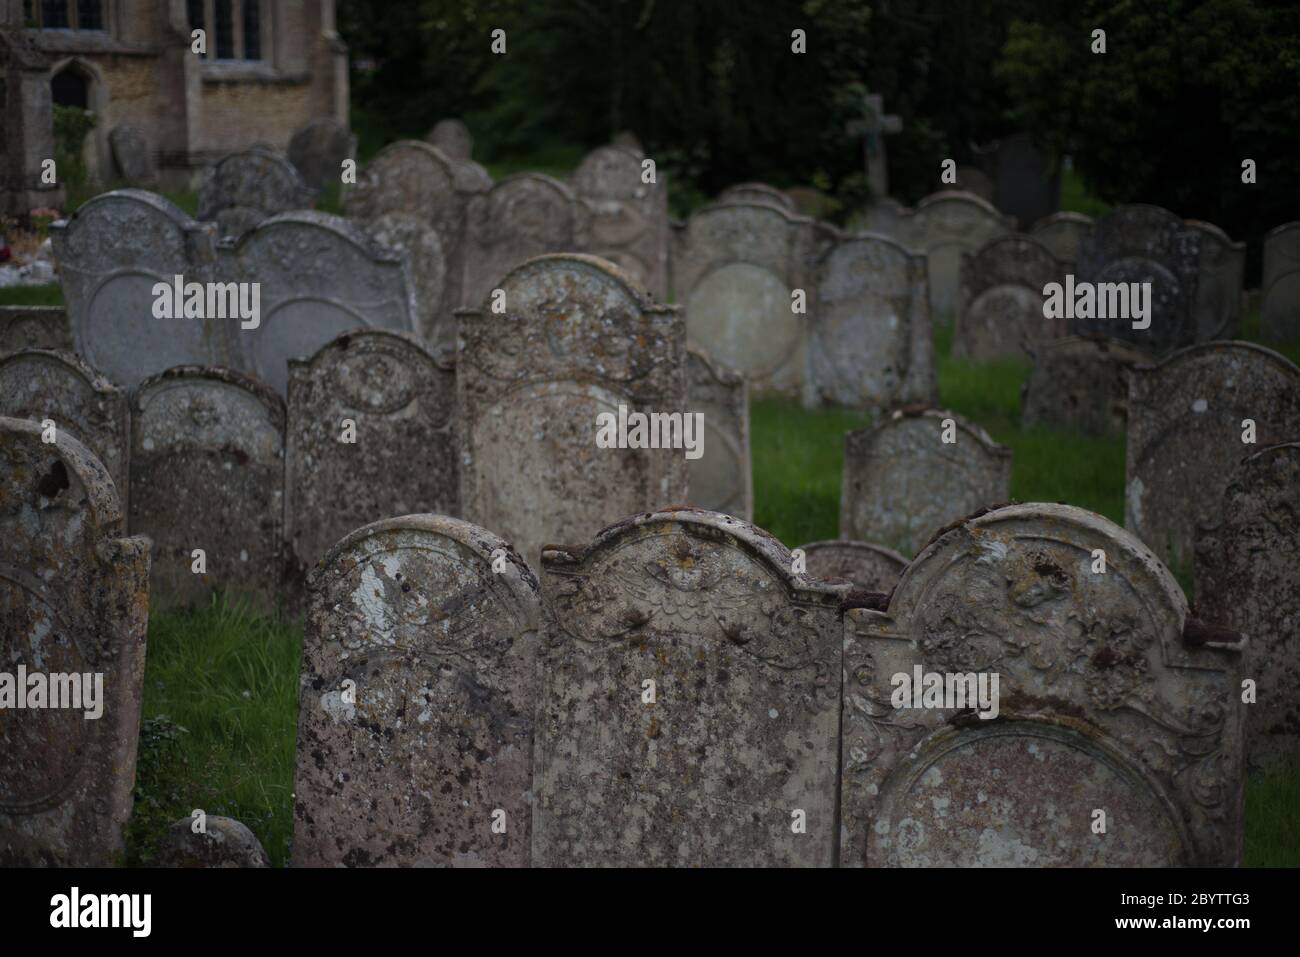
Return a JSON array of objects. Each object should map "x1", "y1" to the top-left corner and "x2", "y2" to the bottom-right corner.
[{"x1": 846, "y1": 92, "x2": 902, "y2": 201}]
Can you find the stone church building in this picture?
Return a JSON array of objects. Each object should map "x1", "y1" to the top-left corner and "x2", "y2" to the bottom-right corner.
[{"x1": 1, "y1": 0, "x2": 347, "y2": 212}]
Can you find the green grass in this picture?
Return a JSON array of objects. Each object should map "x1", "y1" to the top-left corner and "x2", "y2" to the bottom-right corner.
[
  {"x1": 1244, "y1": 767, "x2": 1300, "y2": 867},
  {"x1": 0, "y1": 283, "x2": 63, "y2": 306}
]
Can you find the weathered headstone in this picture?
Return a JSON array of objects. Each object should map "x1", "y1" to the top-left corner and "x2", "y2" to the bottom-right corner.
[
  {"x1": 840, "y1": 408, "x2": 1013, "y2": 557},
  {"x1": 457, "y1": 254, "x2": 686, "y2": 566},
  {"x1": 366, "y1": 212, "x2": 448, "y2": 350},
  {"x1": 809, "y1": 233, "x2": 936, "y2": 408},
  {"x1": 1029, "y1": 211, "x2": 1093, "y2": 271},
  {"x1": 841, "y1": 502, "x2": 1247, "y2": 867},
  {"x1": 293, "y1": 515, "x2": 541, "y2": 867},
  {"x1": 108, "y1": 125, "x2": 158, "y2": 188},
  {"x1": 197, "y1": 147, "x2": 318, "y2": 239},
  {"x1": 285, "y1": 329, "x2": 458, "y2": 581},
  {"x1": 1261, "y1": 222, "x2": 1300, "y2": 342},
  {"x1": 1188, "y1": 219, "x2": 1245, "y2": 342},
  {"x1": 956, "y1": 235, "x2": 1065, "y2": 361},
  {"x1": 0, "y1": 305, "x2": 72, "y2": 353},
  {"x1": 953, "y1": 166, "x2": 994, "y2": 203},
  {"x1": 1126, "y1": 342, "x2": 1300, "y2": 575},
  {"x1": 685, "y1": 343, "x2": 751, "y2": 520},
  {"x1": 1021, "y1": 336, "x2": 1151, "y2": 436},
  {"x1": 0, "y1": 416, "x2": 150, "y2": 866},
  {"x1": 975, "y1": 132, "x2": 1062, "y2": 229},
  {"x1": 570, "y1": 144, "x2": 669, "y2": 299},
  {"x1": 154, "y1": 816, "x2": 270, "y2": 868},
  {"x1": 798, "y1": 539, "x2": 907, "y2": 593},
  {"x1": 717, "y1": 182, "x2": 796, "y2": 212},
  {"x1": 130, "y1": 366, "x2": 285, "y2": 614},
  {"x1": 846, "y1": 90, "x2": 902, "y2": 203},
  {"x1": 287, "y1": 117, "x2": 356, "y2": 190},
  {"x1": 537, "y1": 507, "x2": 848, "y2": 866},
  {"x1": 424, "y1": 117, "x2": 473, "y2": 161}
]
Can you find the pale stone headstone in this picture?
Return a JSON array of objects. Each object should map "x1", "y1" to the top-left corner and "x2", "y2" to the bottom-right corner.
[
  {"x1": 1187, "y1": 219, "x2": 1245, "y2": 342},
  {"x1": 197, "y1": 146, "x2": 318, "y2": 239},
  {"x1": 154, "y1": 816, "x2": 270, "y2": 868},
  {"x1": 0, "y1": 305, "x2": 72, "y2": 353},
  {"x1": 717, "y1": 182, "x2": 796, "y2": 212},
  {"x1": 293, "y1": 515, "x2": 541, "y2": 867},
  {"x1": 130, "y1": 366, "x2": 285, "y2": 615},
  {"x1": 798, "y1": 539, "x2": 907, "y2": 593},
  {"x1": 0, "y1": 416, "x2": 150, "y2": 865},
  {"x1": 1021, "y1": 336, "x2": 1151, "y2": 436},
  {"x1": 1261, "y1": 222, "x2": 1300, "y2": 342},
  {"x1": 50, "y1": 189, "x2": 227, "y2": 390},
  {"x1": 425, "y1": 117, "x2": 473, "y2": 161},
  {"x1": 685, "y1": 343, "x2": 751, "y2": 520},
  {"x1": 1126, "y1": 342, "x2": 1300, "y2": 575},
  {"x1": 810, "y1": 233, "x2": 936, "y2": 408},
  {"x1": 1029, "y1": 211, "x2": 1093, "y2": 271},
  {"x1": 1195, "y1": 442, "x2": 1300, "y2": 770},
  {"x1": 365, "y1": 212, "x2": 448, "y2": 350},
  {"x1": 287, "y1": 117, "x2": 356, "y2": 190},
  {"x1": 285, "y1": 329, "x2": 458, "y2": 581},
  {"x1": 956, "y1": 235, "x2": 1065, "y2": 361},
  {"x1": 570, "y1": 144, "x2": 669, "y2": 299},
  {"x1": 841, "y1": 502, "x2": 1247, "y2": 867},
  {"x1": 108, "y1": 125, "x2": 158, "y2": 188},
  {"x1": 840, "y1": 408, "x2": 1013, "y2": 557},
  {"x1": 673, "y1": 201, "x2": 813, "y2": 396},
  {"x1": 537, "y1": 507, "x2": 848, "y2": 866},
  {"x1": 457, "y1": 254, "x2": 686, "y2": 566}
]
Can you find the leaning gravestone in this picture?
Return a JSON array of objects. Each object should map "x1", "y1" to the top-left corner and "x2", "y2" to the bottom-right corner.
[
  {"x1": 425, "y1": 117, "x2": 473, "y2": 161},
  {"x1": 50, "y1": 189, "x2": 227, "y2": 390},
  {"x1": 0, "y1": 417, "x2": 150, "y2": 866},
  {"x1": 1195, "y1": 443, "x2": 1300, "y2": 770},
  {"x1": 1261, "y1": 222, "x2": 1300, "y2": 342},
  {"x1": 717, "y1": 182, "x2": 797, "y2": 212},
  {"x1": 673, "y1": 202, "x2": 814, "y2": 396},
  {"x1": 570, "y1": 144, "x2": 670, "y2": 299},
  {"x1": 108, "y1": 125, "x2": 158, "y2": 188},
  {"x1": 0, "y1": 306, "x2": 73, "y2": 353},
  {"x1": 537, "y1": 507, "x2": 848, "y2": 866},
  {"x1": 293, "y1": 515, "x2": 541, "y2": 867},
  {"x1": 285, "y1": 329, "x2": 458, "y2": 581},
  {"x1": 809, "y1": 234, "x2": 936, "y2": 408},
  {"x1": 154, "y1": 816, "x2": 270, "y2": 868},
  {"x1": 457, "y1": 254, "x2": 686, "y2": 566},
  {"x1": 798, "y1": 539, "x2": 908, "y2": 593},
  {"x1": 1030, "y1": 211, "x2": 1094, "y2": 271},
  {"x1": 287, "y1": 117, "x2": 356, "y2": 190},
  {"x1": 840, "y1": 408, "x2": 1013, "y2": 557},
  {"x1": 1021, "y1": 336, "x2": 1151, "y2": 436},
  {"x1": 685, "y1": 343, "x2": 751, "y2": 520},
  {"x1": 1187, "y1": 220, "x2": 1245, "y2": 342},
  {"x1": 841, "y1": 502, "x2": 1247, "y2": 867},
  {"x1": 197, "y1": 147, "x2": 318, "y2": 239},
  {"x1": 1126, "y1": 342, "x2": 1300, "y2": 575},
  {"x1": 130, "y1": 367, "x2": 285, "y2": 614},
  {"x1": 0, "y1": 349, "x2": 130, "y2": 510},
  {"x1": 219, "y1": 211, "x2": 417, "y2": 395},
  {"x1": 956, "y1": 235, "x2": 1065, "y2": 361}
]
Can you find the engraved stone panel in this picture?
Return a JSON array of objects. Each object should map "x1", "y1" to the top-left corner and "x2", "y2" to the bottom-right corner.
[
  {"x1": 571, "y1": 145, "x2": 669, "y2": 299},
  {"x1": 957, "y1": 235, "x2": 1065, "y2": 361},
  {"x1": 1029, "y1": 211, "x2": 1093, "y2": 271},
  {"x1": 685, "y1": 343, "x2": 751, "y2": 520},
  {"x1": 197, "y1": 147, "x2": 318, "y2": 239},
  {"x1": 1021, "y1": 336, "x2": 1151, "y2": 436},
  {"x1": 1262, "y1": 222, "x2": 1300, "y2": 342},
  {"x1": 798, "y1": 539, "x2": 907, "y2": 593},
  {"x1": 0, "y1": 306, "x2": 72, "y2": 354}
]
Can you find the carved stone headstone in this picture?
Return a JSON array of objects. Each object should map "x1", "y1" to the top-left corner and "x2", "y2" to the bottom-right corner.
[
  {"x1": 717, "y1": 182, "x2": 796, "y2": 212},
  {"x1": 798, "y1": 539, "x2": 907, "y2": 593},
  {"x1": 292, "y1": 515, "x2": 541, "y2": 867},
  {"x1": 537, "y1": 507, "x2": 848, "y2": 866},
  {"x1": 810, "y1": 234, "x2": 936, "y2": 408},
  {"x1": 425, "y1": 118, "x2": 473, "y2": 161},
  {"x1": 1187, "y1": 220, "x2": 1244, "y2": 342},
  {"x1": 0, "y1": 417, "x2": 150, "y2": 865},
  {"x1": 570, "y1": 144, "x2": 669, "y2": 299},
  {"x1": 197, "y1": 147, "x2": 318, "y2": 239},
  {"x1": 1021, "y1": 336, "x2": 1151, "y2": 436},
  {"x1": 457, "y1": 254, "x2": 686, "y2": 566},
  {"x1": 1126, "y1": 342, "x2": 1300, "y2": 575},
  {"x1": 840, "y1": 409, "x2": 1013, "y2": 557},
  {"x1": 154, "y1": 816, "x2": 270, "y2": 868},
  {"x1": 287, "y1": 117, "x2": 356, "y2": 190},
  {"x1": 957, "y1": 235, "x2": 1064, "y2": 361},
  {"x1": 685, "y1": 343, "x2": 751, "y2": 520},
  {"x1": 841, "y1": 503, "x2": 1247, "y2": 867},
  {"x1": 1030, "y1": 211, "x2": 1093, "y2": 271},
  {"x1": 0, "y1": 306, "x2": 72, "y2": 353},
  {"x1": 130, "y1": 367, "x2": 285, "y2": 614},
  {"x1": 1261, "y1": 222, "x2": 1300, "y2": 342},
  {"x1": 108, "y1": 125, "x2": 158, "y2": 188},
  {"x1": 366, "y1": 212, "x2": 449, "y2": 350}
]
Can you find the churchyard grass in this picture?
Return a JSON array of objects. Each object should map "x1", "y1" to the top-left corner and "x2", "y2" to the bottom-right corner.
[{"x1": 0, "y1": 282, "x2": 62, "y2": 306}]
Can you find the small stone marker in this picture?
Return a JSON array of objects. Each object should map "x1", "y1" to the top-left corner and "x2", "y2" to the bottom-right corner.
[
  {"x1": 425, "y1": 117, "x2": 473, "y2": 161},
  {"x1": 154, "y1": 816, "x2": 270, "y2": 868},
  {"x1": 108, "y1": 125, "x2": 158, "y2": 188}
]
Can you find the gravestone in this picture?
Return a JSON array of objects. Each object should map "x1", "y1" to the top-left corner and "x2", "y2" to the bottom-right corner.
[
  {"x1": 1261, "y1": 222, "x2": 1300, "y2": 342},
  {"x1": 457, "y1": 254, "x2": 686, "y2": 566},
  {"x1": 293, "y1": 515, "x2": 541, "y2": 867},
  {"x1": 1195, "y1": 443, "x2": 1300, "y2": 770},
  {"x1": 717, "y1": 182, "x2": 796, "y2": 212},
  {"x1": 1188, "y1": 220, "x2": 1245, "y2": 341},
  {"x1": 285, "y1": 329, "x2": 458, "y2": 582},
  {"x1": 1030, "y1": 211, "x2": 1093, "y2": 271},
  {"x1": 673, "y1": 202, "x2": 813, "y2": 396},
  {"x1": 0, "y1": 349, "x2": 130, "y2": 509},
  {"x1": 1126, "y1": 342, "x2": 1300, "y2": 575},
  {"x1": 154, "y1": 816, "x2": 270, "y2": 868},
  {"x1": 366, "y1": 213, "x2": 448, "y2": 350},
  {"x1": 0, "y1": 306, "x2": 72, "y2": 353},
  {"x1": 50, "y1": 189, "x2": 227, "y2": 390},
  {"x1": 953, "y1": 166, "x2": 994, "y2": 203},
  {"x1": 537, "y1": 507, "x2": 848, "y2": 866},
  {"x1": 220, "y1": 211, "x2": 417, "y2": 395},
  {"x1": 841, "y1": 503, "x2": 1247, "y2": 867},
  {"x1": 976, "y1": 132, "x2": 1062, "y2": 229},
  {"x1": 798, "y1": 539, "x2": 907, "y2": 593},
  {"x1": 425, "y1": 117, "x2": 473, "y2": 161},
  {"x1": 287, "y1": 117, "x2": 356, "y2": 190},
  {"x1": 956, "y1": 235, "x2": 1065, "y2": 361},
  {"x1": 1075, "y1": 204, "x2": 1202, "y2": 355},
  {"x1": 130, "y1": 366, "x2": 285, "y2": 614},
  {"x1": 840, "y1": 408, "x2": 1013, "y2": 557},
  {"x1": 1021, "y1": 336, "x2": 1151, "y2": 436},
  {"x1": 0, "y1": 417, "x2": 150, "y2": 866},
  {"x1": 685, "y1": 343, "x2": 751, "y2": 520},
  {"x1": 809, "y1": 233, "x2": 936, "y2": 408},
  {"x1": 108, "y1": 125, "x2": 158, "y2": 188},
  {"x1": 893, "y1": 191, "x2": 1015, "y2": 321},
  {"x1": 197, "y1": 147, "x2": 318, "y2": 239},
  {"x1": 846, "y1": 90, "x2": 902, "y2": 202},
  {"x1": 571, "y1": 144, "x2": 669, "y2": 299}
]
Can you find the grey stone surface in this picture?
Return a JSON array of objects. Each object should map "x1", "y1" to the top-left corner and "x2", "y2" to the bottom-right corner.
[
  {"x1": 841, "y1": 503, "x2": 1247, "y2": 867},
  {"x1": 154, "y1": 816, "x2": 270, "y2": 868},
  {"x1": 1188, "y1": 219, "x2": 1245, "y2": 342},
  {"x1": 798, "y1": 539, "x2": 907, "y2": 593},
  {"x1": 570, "y1": 144, "x2": 669, "y2": 299},
  {"x1": 108, "y1": 125, "x2": 158, "y2": 188},
  {"x1": 0, "y1": 416, "x2": 150, "y2": 866},
  {"x1": 953, "y1": 166, "x2": 994, "y2": 203},
  {"x1": 366, "y1": 212, "x2": 448, "y2": 350},
  {"x1": 1127, "y1": 342, "x2": 1300, "y2": 575},
  {"x1": 425, "y1": 117, "x2": 473, "y2": 161},
  {"x1": 0, "y1": 305, "x2": 71, "y2": 353},
  {"x1": 130, "y1": 366, "x2": 285, "y2": 615},
  {"x1": 956, "y1": 235, "x2": 1065, "y2": 361},
  {"x1": 1261, "y1": 222, "x2": 1300, "y2": 342},
  {"x1": 0, "y1": 28, "x2": 66, "y2": 214},
  {"x1": 840, "y1": 408, "x2": 1013, "y2": 557},
  {"x1": 685, "y1": 343, "x2": 751, "y2": 520},
  {"x1": 287, "y1": 117, "x2": 356, "y2": 190},
  {"x1": 1029, "y1": 211, "x2": 1094, "y2": 270},
  {"x1": 197, "y1": 147, "x2": 318, "y2": 239},
  {"x1": 717, "y1": 182, "x2": 796, "y2": 212},
  {"x1": 977, "y1": 132, "x2": 1061, "y2": 229},
  {"x1": 537, "y1": 507, "x2": 848, "y2": 866},
  {"x1": 810, "y1": 233, "x2": 936, "y2": 409},
  {"x1": 285, "y1": 329, "x2": 457, "y2": 582},
  {"x1": 1021, "y1": 336, "x2": 1151, "y2": 436},
  {"x1": 456, "y1": 254, "x2": 686, "y2": 567},
  {"x1": 293, "y1": 515, "x2": 541, "y2": 867}
]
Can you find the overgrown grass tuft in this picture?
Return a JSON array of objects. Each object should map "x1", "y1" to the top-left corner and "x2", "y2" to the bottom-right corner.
[{"x1": 0, "y1": 283, "x2": 63, "y2": 306}]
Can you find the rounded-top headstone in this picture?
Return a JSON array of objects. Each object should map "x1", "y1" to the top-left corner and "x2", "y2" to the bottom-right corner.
[
  {"x1": 154, "y1": 816, "x2": 271, "y2": 868},
  {"x1": 425, "y1": 118, "x2": 473, "y2": 161}
]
